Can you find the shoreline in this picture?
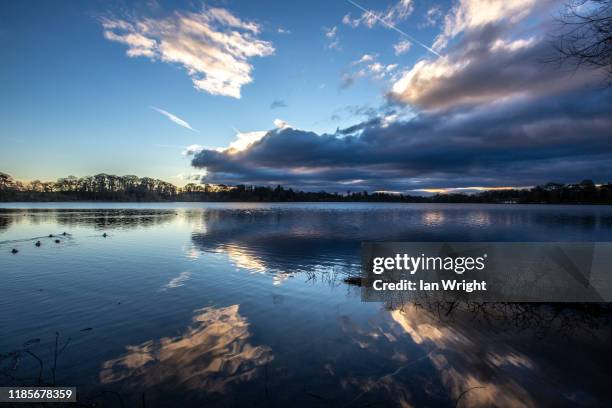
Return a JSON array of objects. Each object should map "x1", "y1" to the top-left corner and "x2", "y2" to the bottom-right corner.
[{"x1": 2, "y1": 200, "x2": 612, "y2": 206}]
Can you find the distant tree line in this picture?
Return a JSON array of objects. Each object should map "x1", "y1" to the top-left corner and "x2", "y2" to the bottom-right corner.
[
  {"x1": 0, "y1": 173, "x2": 178, "y2": 201},
  {"x1": 1, "y1": 172, "x2": 611, "y2": 204}
]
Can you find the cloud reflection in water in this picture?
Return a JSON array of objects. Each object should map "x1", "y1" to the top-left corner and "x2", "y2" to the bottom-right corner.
[
  {"x1": 336, "y1": 302, "x2": 611, "y2": 407},
  {"x1": 100, "y1": 305, "x2": 273, "y2": 394},
  {"x1": 390, "y1": 307, "x2": 535, "y2": 407}
]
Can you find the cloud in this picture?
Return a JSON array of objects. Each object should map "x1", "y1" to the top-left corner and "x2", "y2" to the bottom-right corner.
[
  {"x1": 152, "y1": 107, "x2": 198, "y2": 131},
  {"x1": 345, "y1": 0, "x2": 440, "y2": 57},
  {"x1": 227, "y1": 130, "x2": 267, "y2": 153},
  {"x1": 182, "y1": 144, "x2": 204, "y2": 156},
  {"x1": 415, "y1": 186, "x2": 529, "y2": 194},
  {"x1": 190, "y1": 87, "x2": 612, "y2": 191},
  {"x1": 273, "y1": 118, "x2": 292, "y2": 129},
  {"x1": 323, "y1": 26, "x2": 340, "y2": 50},
  {"x1": 340, "y1": 74, "x2": 357, "y2": 89},
  {"x1": 102, "y1": 7, "x2": 274, "y2": 98},
  {"x1": 432, "y1": 0, "x2": 538, "y2": 51},
  {"x1": 163, "y1": 271, "x2": 191, "y2": 289},
  {"x1": 419, "y1": 5, "x2": 443, "y2": 28},
  {"x1": 331, "y1": 104, "x2": 380, "y2": 123},
  {"x1": 393, "y1": 39, "x2": 412, "y2": 55},
  {"x1": 175, "y1": 172, "x2": 208, "y2": 180},
  {"x1": 354, "y1": 53, "x2": 375, "y2": 64},
  {"x1": 184, "y1": 0, "x2": 611, "y2": 193},
  {"x1": 389, "y1": 1, "x2": 606, "y2": 111},
  {"x1": 100, "y1": 305, "x2": 273, "y2": 393},
  {"x1": 343, "y1": 0, "x2": 414, "y2": 29},
  {"x1": 342, "y1": 54, "x2": 399, "y2": 88},
  {"x1": 270, "y1": 99, "x2": 288, "y2": 109},
  {"x1": 277, "y1": 27, "x2": 291, "y2": 34}
]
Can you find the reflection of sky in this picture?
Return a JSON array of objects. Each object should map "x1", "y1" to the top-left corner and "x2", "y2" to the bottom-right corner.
[
  {"x1": 335, "y1": 303, "x2": 612, "y2": 407},
  {"x1": 422, "y1": 210, "x2": 445, "y2": 226},
  {"x1": 187, "y1": 204, "x2": 612, "y2": 284},
  {"x1": 221, "y1": 244, "x2": 268, "y2": 274},
  {"x1": 2, "y1": 204, "x2": 612, "y2": 406},
  {"x1": 162, "y1": 271, "x2": 191, "y2": 290},
  {"x1": 390, "y1": 307, "x2": 535, "y2": 407},
  {"x1": 100, "y1": 305, "x2": 273, "y2": 394}
]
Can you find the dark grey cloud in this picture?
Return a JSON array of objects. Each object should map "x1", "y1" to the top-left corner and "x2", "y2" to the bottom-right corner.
[
  {"x1": 270, "y1": 99, "x2": 288, "y2": 109},
  {"x1": 192, "y1": 87, "x2": 612, "y2": 191},
  {"x1": 389, "y1": 2, "x2": 608, "y2": 111},
  {"x1": 329, "y1": 104, "x2": 382, "y2": 125},
  {"x1": 340, "y1": 73, "x2": 356, "y2": 90},
  {"x1": 189, "y1": 1, "x2": 612, "y2": 192}
]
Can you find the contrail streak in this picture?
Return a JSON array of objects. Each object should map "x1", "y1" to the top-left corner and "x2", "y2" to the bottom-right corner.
[
  {"x1": 151, "y1": 107, "x2": 199, "y2": 132},
  {"x1": 346, "y1": 0, "x2": 441, "y2": 57}
]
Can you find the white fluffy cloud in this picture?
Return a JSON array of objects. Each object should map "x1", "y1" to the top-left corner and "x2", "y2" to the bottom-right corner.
[
  {"x1": 102, "y1": 7, "x2": 274, "y2": 98},
  {"x1": 393, "y1": 39, "x2": 412, "y2": 55},
  {"x1": 182, "y1": 144, "x2": 205, "y2": 156},
  {"x1": 220, "y1": 120, "x2": 292, "y2": 155},
  {"x1": 388, "y1": 0, "x2": 603, "y2": 111},
  {"x1": 420, "y1": 6, "x2": 443, "y2": 28},
  {"x1": 273, "y1": 118, "x2": 292, "y2": 129},
  {"x1": 343, "y1": 0, "x2": 414, "y2": 29},
  {"x1": 323, "y1": 26, "x2": 340, "y2": 50},
  {"x1": 227, "y1": 130, "x2": 268, "y2": 153},
  {"x1": 343, "y1": 54, "x2": 398, "y2": 87},
  {"x1": 432, "y1": 0, "x2": 536, "y2": 51}
]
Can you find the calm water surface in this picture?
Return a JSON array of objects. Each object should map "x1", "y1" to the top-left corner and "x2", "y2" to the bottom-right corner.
[{"x1": 1, "y1": 203, "x2": 612, "y2": 407}]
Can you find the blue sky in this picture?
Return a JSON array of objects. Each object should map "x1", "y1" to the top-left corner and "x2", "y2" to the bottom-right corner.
[{"x1": 1, "y1": 0, "x2": 611, "y2": 192}]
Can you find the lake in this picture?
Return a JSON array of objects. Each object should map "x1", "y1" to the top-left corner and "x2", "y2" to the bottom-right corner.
[{"x1": 1, "y1": 203, "x2": 612, "y2": 407}]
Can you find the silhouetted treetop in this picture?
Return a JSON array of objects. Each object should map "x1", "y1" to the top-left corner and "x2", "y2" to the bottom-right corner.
[
  {"x1": 552, "y1": 0, "x2": 612, "y2": 80},
  {"x1": 0, "y1": 172, "x2": 611, "y2": 203}
]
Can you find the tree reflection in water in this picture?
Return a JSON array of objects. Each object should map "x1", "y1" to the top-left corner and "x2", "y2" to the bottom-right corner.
[{"x1": 0, "y1": 209, "x2": 178, "y2": 232}]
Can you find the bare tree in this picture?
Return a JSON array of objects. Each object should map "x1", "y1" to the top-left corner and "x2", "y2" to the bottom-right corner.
[{"x1": 552, "y1": 0, "x2": 612, "y2": 79}]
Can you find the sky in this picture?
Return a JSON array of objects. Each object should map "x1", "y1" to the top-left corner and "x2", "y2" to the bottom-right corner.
[{"x1": 1, "y1": 0, "x2": 611, "y2": 193}]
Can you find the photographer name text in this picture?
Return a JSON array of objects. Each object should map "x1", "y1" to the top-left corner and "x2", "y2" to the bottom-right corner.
[{"x1": 370, "y1": 253, "x2": 488, "y2": 293}]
